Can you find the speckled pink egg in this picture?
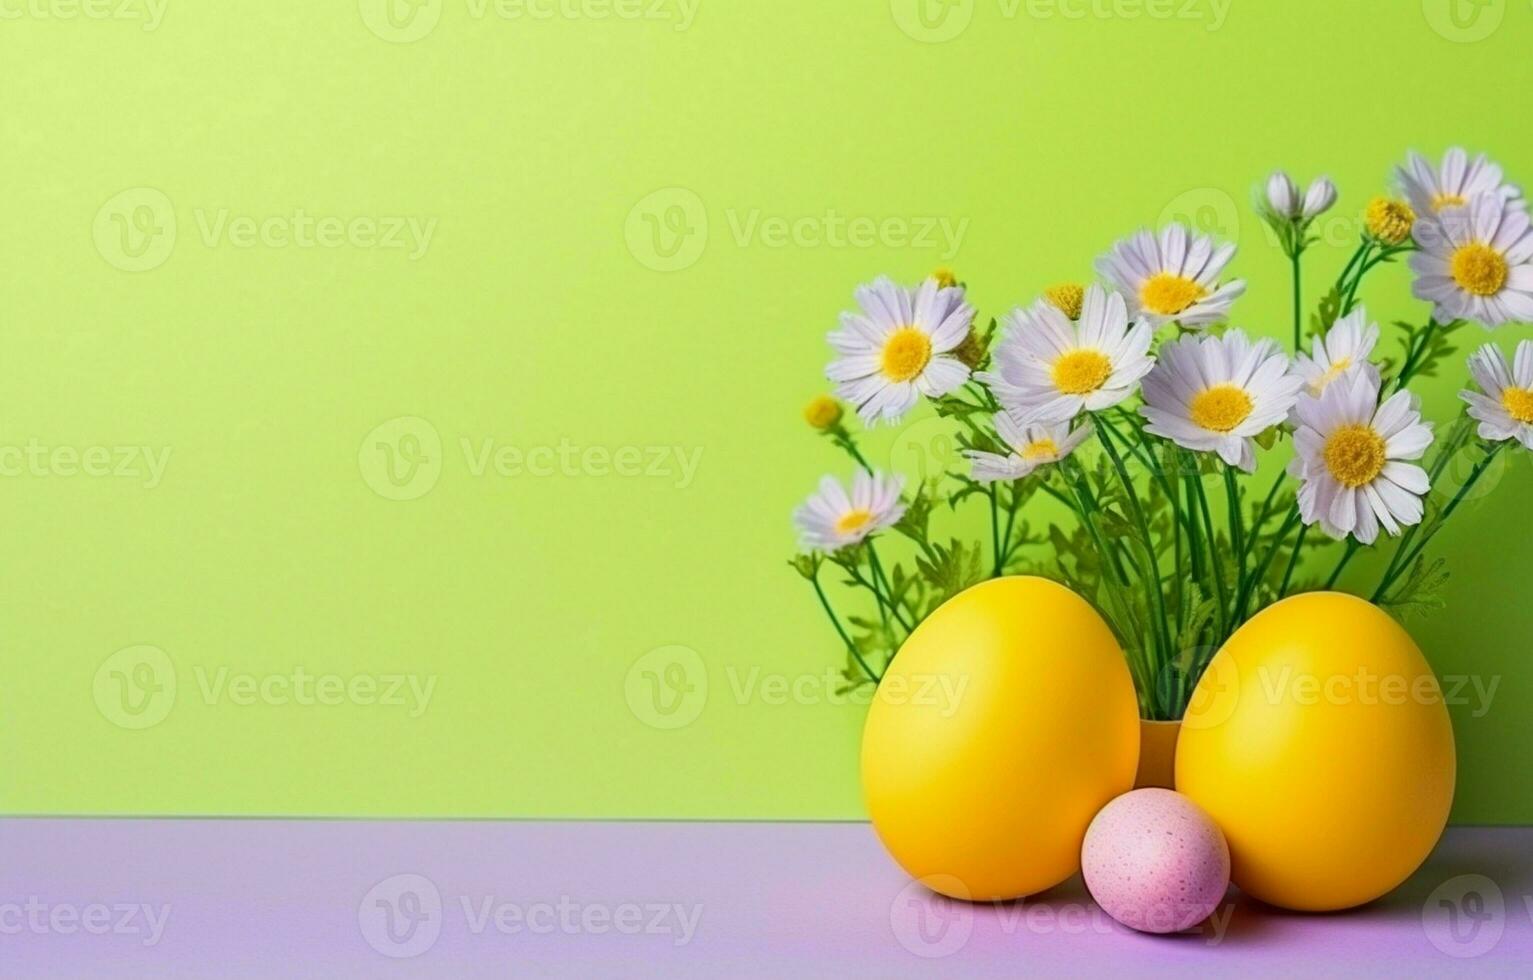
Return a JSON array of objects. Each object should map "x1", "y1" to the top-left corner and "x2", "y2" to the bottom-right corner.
[{"x1": 1081, "y1": 788, "x2": 1230, "y2": 934}]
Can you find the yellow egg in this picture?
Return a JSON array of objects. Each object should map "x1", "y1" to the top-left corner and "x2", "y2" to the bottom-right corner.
[
  {"x1": 861, "y1": 576, "x2": 1139, "y2": 901},
  {"x1": 1176, "y1": 591, "x2": 1454, "y2": 912}
]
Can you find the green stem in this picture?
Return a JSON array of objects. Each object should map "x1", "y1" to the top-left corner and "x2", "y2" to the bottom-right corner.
[
  {"x1": 866, "y1": 543, "x2": 912, "y2": 632},
  {"x1": 1097, "y1": 420, "x2": 1174, "y2": 657},
  {"x1": 1323, "y1": 539, "x2": 1360, "y2": 589},
  {"x1": 827, "y1": 427, "x2": 873, "y2": 472},
  {"x1": 1238, "y1": 507, "x2": 1302, "y2": 620},
  {"x1": 1373, "y1": 442, "x2": 1504, "y2": 601},
  {"x1": 1373, "y1": 414, "x2": 1469, "y2": 589},
  {"x1": 1278, "y1": 522, "x2": 1310, "y2": 596},
  {"x1": 988, "y1": 484, "x2": 1003, "y2": 577},
  {"x1": 1223, "y1": 464, "x2": 1246, "y2": 585},
  {"x1": 1391, "y1": 318, "x2": 1444, "y2": 394},
  {"x1": 1233, "y1": 472, "x2": 1289, "y2": 614},
  {"x1": 1333, "y1": 239, "x2": 1368, "y2": 296},
  {"x1": 1290, "y1": 249, "x2": 1302, "y2": 350},
  {"x1": 1189, "y1": 463, "x2": 1229, "y2": 632},
  {"x1": 1341, "y1": 241, "x2": 1373, "y2": 314},
  {"x1": 811, "y1": 570, "x2": 879, "y2": 683}
]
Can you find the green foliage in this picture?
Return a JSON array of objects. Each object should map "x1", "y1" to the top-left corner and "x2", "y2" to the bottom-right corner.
[
  {"x1": 915, "y1": 538, "x2": 985, "y2": 611},
  {"x1": 1379, "y1": 555, "x2": 1451, "y2": 620},
  {"x1": 1309, "y1": 284, "x2": 1343, "y2": 338}
]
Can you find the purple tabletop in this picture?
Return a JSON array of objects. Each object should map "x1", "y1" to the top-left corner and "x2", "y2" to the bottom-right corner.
[{"x1": 0, "y1": 819, "x2": 1529, "y2": 977}]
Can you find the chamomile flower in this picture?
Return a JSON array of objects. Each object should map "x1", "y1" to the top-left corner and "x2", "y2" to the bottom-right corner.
[
  {"x1": 1291, "y1": 372, "x2": 1433, "y2": 544},
  {"x1": 1096, "y1": 224, "x2": 1246, "y2": 327},
  {"x1": 978, "y1": 285, "x2": 1154, "y2": 424},
  {"x1": 826, "y1": 276, "x2": 974, "y2": 426},
  {"x1": 1410, "y1": 194, "x2": 1533, "y2": 327},
  {"x1": 1396, "y1": 147, "x2": 1521, "y2": 217},
  {"x1": 792, "y1": 469, "x2": 906, "y2": 553},
  {"x1": 1461, "y1": 340, "x2": 1533, "y2": 450},
  {"x1": 964, "y1": 414, "x2": 1093, "y2": 483},
  {"x1": 1293, "y1": 307, "x2": 1381, "y2": 400},
  {"x1": 1139, "y1": 330, "x2": 1302, "y2": 472}
]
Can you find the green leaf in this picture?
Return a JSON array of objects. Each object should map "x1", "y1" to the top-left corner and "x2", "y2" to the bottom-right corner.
[
  {"x1": 1309, "y1": 285, "x2": 1343, "y2": 339},
  {"x1": 1381, "y1": 556, "x2": 1451, "y2": 621}
]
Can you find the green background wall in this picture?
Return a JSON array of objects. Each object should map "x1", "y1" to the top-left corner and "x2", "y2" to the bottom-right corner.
[{"x1": 1, "y1": 0, "x2": 1528, "y2": 821}]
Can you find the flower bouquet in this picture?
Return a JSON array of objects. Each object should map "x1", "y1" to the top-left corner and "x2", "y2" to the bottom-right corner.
[{"x1": 788, "y1": 147, "x2": 1530, "y2": 723}]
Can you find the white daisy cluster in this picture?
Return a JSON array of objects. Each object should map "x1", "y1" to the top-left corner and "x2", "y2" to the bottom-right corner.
[
  {"x1": 789, "y1": 145, "x2": 1533, "y2": 718},
  {"x1": 1405, "y1": 148, "x2": 1533, "y2": 328}
]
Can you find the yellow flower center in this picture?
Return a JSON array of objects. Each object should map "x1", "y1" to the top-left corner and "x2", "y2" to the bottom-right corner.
[
  {"x1": 1188, "y1": 384, "x2": 1254, "y2": 433},
  {"x1": 803, "y1": 395, "x2": 842, "y2": 430},
  {"x1": 1308, "y1": 357, "x2": 1353, "y2": 397},
  {"x1": 1431, "y1": 192, "x2": 1467, "y2": 212},
  {"x1": 1043, "y1": 282, "x2": 1085, "y2": 320},
  {"x1": 1364, "y1": 197, "x2": 1414, "y2": 246},
  {"x1": 1449, "y1": 242, "x2": 1508, "y2": 297},
  {"x1": 1322, "y1": 423, "x2": 1387, "y2": 488},
  {"x1": 1051, "y1": 349, "x2": 1112, "y2": 395},
  {"x1": 1501, "y1": 386, "x2": 1533, "y2": 424},
  {"x1": 1139, "y1": 272, "x2": 1208, "y2": 316},
  {"x1": 834, "y1": 509, "x2": 874, "y2": 536},
  {"x1": 880, "y1": 327, "x2": 933, "y2": 382},
  {"x1": 1020, "y1": 438, "x2": 1059, "y2": 461},
  {"x1": 932, "y1": 267, "x2": 958, "y2": 289}
]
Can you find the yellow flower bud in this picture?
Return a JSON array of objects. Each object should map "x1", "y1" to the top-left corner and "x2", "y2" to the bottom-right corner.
[
  {"x1": 803, "y1": 395, "x2": 843, "y2": 431},
  {"x1": 1365, "y1": 197, "x2": 1414, "y2": 246},
  {"x1": 1042, "y1": 282, "x2": 1085, "y2": 320},
  {"x1": 932, "y1": 267, "x2": 958, "y2": 289}
]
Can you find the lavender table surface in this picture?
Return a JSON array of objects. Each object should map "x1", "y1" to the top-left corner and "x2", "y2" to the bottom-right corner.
[{"x1": 1, "y1": 819, "x2": 1529, "y2": 978}]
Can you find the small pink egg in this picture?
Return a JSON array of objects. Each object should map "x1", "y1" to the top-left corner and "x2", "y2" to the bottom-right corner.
[{"x1": 1081, "y1": 788, "x2": 1230, "y2": 934}]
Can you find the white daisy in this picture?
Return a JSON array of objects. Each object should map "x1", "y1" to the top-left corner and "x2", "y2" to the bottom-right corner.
[
  {"x1": 1139, "y1": 330, "x2": 1302, "y2": 473},
  {"x1": 1292, "y1": 307, "x2": 1381, "y2": 400},
  {"x1": 826, "y1": 276, "x2": 974, "y2": 426},
  {"x1": 1461, "y1": 340, "x2": 1533, "y2": 450},
  {"x1": 792, "y1": 469, "x2": 906, "y2": 553},
  {"x1": 1396, "y1": 147, "x2": 1521, "y2": 217},
  {"x1": 977, "y1": 285, "x2": 1153, "y2": 425},
  {"x1": 1410, "y1": 194, "x2": 1533, "y2": 327},
  {"x1": 964, "y1": 414, "x2": 1093, "y2": 483},
  {"x1": 1291, "y1": 372, "x2": 1433, "y2": 544},
  {"x1": 1095, "y1": 224, "x2": 1246, "y2": 328}
]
